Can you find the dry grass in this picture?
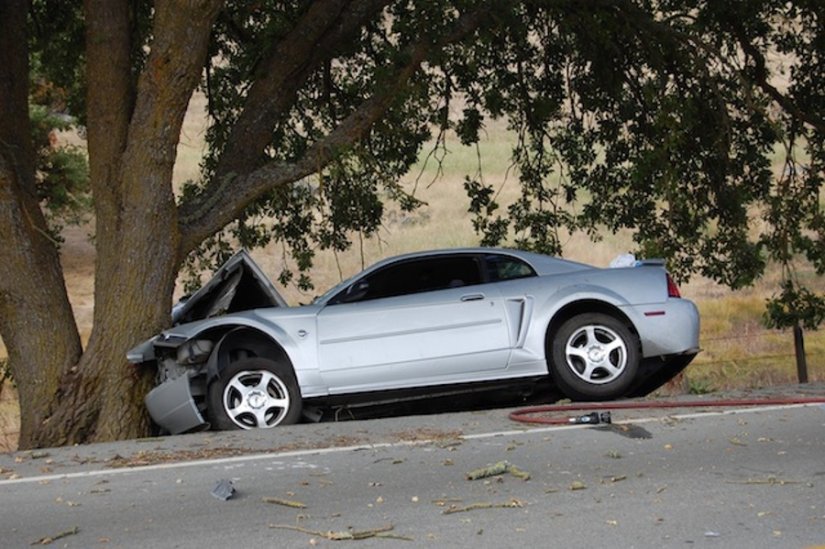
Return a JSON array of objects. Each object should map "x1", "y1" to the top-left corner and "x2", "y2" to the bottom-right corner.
[
  {"x1": 688, "y1": 296, "x2": 825, "y2": 393},
  {"x1": 0, "y1": 381, "x2": 20, "y2": 452},
  {"x1": 1, "y1": 93, "x2": 822, "y2": 452}
]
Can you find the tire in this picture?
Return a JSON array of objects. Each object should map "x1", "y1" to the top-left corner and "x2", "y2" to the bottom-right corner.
[
  {"x1": 207, "y1": 357, "x2": 302, "y2": 430},
  {"x1": 625, "y1": 353, "x2": 696, "y2": 398},
  {"x1": 549, "y1": 312, "x2": 639, "y2": 401}
]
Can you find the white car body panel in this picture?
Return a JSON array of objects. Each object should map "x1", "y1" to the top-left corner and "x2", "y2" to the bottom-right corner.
[{"x1": 128, "y1": 248, "x2": 700, "y2": 434}]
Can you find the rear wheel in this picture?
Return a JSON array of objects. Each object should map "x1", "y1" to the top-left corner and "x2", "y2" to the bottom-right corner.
[
  {"x1": 549, "y1": 313, "x2": 639, "y2": 400},
  {"x1": 207, "y1": 357, "x2": 302, "y2": 430}
]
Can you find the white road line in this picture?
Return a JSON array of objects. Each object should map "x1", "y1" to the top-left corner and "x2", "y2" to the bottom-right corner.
[{"x1": 1, "y1": 403, "x2": 820, "y2": 487}]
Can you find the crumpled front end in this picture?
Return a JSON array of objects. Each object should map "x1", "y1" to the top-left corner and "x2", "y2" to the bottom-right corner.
[{"x1": 129, "y1": 334, "x2": 213, "y2": 434}]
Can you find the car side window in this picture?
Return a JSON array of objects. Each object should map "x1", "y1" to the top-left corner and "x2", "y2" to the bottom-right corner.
[
  {"x1": 485, "y1": 254, "x2": 536, "y2": 281},
  {"x1": 335, "y1": 255, "x2": 482, "y2": 304}
]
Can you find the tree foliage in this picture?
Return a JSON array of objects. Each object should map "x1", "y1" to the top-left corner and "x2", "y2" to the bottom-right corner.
[
  {"x1": 456, "y1": 0, "x2": 824, "y2": 328},
  {"x1": 1, "y1": 0, "x2": 823, "y2": 448},
  {"x1": 181, "y1": 0, "x2": 824, "y2": 327}
]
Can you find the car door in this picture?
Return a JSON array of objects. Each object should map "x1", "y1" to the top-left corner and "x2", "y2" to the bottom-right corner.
[{"x1": 316, "y1": 254, "x2": 512, "y2": 393}]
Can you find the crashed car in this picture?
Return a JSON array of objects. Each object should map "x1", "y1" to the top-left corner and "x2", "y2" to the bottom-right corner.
[{"x1": 128, "y1": 248, "x2": 700, "y2": 434}]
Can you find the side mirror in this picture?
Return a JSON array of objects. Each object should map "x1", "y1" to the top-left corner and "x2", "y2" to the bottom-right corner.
[{"x1": 343, "y1": 280, "x2": 370, "y2": 303}]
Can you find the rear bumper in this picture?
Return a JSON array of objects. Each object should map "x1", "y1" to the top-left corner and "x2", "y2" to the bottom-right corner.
[{"x1": 625, "y1": 299, "x2": 700, "y2": 358}]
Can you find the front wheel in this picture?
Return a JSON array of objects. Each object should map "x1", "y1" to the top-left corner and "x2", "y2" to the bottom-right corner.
[
  {"x1": 549, "y1": 313, "x2": 639, "y2": 401},
  {"x1": 207, "y1": 357, "x2": 302, "y2": 430}
]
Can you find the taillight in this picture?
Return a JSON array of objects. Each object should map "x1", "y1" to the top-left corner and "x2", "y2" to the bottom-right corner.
[{"x1": 666, "y1": 274, "x2": 681, "y2": 298}]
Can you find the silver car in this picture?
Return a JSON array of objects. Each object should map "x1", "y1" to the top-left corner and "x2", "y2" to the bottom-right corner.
[{"x1": 128, "y1": 248, "x2": 699, "y2": 434}]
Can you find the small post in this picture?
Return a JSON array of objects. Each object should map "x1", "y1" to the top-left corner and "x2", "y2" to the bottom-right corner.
[{"x1": 793, "y1": 324, "x2": 808, "y2": 384}]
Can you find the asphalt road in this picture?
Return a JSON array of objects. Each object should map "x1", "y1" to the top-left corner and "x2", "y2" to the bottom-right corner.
[{"x1": 1, "y1": 387, "x2": 824, "y2": 548}]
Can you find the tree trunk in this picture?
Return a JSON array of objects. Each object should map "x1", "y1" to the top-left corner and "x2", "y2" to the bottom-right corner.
[
  {"x1": 0, "y1": 0, "x2": 84, "y2": 450},
  {"x1": 0, "y1": 0, "x2": 224, "y2": 448},
  {"x1": 31, "y1": 0, "x2": 223, "y2": 446}
]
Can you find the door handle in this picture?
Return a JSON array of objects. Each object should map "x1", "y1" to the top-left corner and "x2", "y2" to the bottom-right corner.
[{"x1": 460, "y1": 293, "x2": 485, "y2": 302}]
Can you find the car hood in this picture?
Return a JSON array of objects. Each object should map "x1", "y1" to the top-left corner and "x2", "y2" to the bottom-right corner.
[{"x1": 171, "y1": 249, "x2": 287, "y2": 325}]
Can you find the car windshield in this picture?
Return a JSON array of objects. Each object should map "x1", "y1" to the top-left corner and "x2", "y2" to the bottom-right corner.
[{"x1": 312, "y1": 273, "x2": 360, "y2": 305}]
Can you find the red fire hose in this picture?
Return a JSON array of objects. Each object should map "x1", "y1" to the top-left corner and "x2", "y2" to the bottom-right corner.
[{"x1": 509, "y1": 396, "x2": 825, "y2": 426}]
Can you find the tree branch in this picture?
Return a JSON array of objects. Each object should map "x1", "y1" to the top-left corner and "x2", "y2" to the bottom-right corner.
[
  {"x1": 120, "y1": 0, "x2": 223, "y2": 208},
  {"x1": 212, "y1": 0, "x2": 391, "y2": 178},
  {"x1": 0, "y1": 0, "x2": 36, "y2": 192},
  {"x1": 731, "y1": 24, "x2": 825, "y2": 134},
  {"x1": 84, "y1": 0, "x2": 134, "y2": 220},
  {"x1": 178, "y1": 7, "x2": 490, "y2": 256},
  {"x1": 91, "y1": 0, "x2": 224, "y2": 331}
]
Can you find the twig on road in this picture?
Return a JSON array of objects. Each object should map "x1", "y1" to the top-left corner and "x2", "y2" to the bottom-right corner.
[{"x1": 269, "y1": 523, "x2": 412, "y2": 541}]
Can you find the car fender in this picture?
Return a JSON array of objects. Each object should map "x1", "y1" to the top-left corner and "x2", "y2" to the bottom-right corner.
[
  {"x1": 173, "y1": 313, "x2": 325, "y2": 397},
  {"x1": 529, "y1": 283, "x2": 638, "y2": 353},
  {"x1": 539, "y1": 283, "x2": 632, "y2": 320}
]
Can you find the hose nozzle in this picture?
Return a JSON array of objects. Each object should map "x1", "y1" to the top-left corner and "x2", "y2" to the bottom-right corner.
[{"x1": 569, "y1": 411, "x2": 612, "y2": 425}]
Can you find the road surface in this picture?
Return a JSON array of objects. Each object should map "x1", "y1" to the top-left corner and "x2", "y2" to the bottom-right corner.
[{"x1": 1, "y1": 387, "x2": 824, "y2": 548}]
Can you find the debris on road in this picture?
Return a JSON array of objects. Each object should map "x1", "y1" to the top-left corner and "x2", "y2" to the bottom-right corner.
[
  {"x1": 465, "y1": 460, "x2": 531, "y2": 481},
  {"x1": 211, "y1": 479, "x2": 235, "y2": 501},
  {"x1": 727, "y1": 476, "x2": 803, "y2": 486},
  {"x1": 262, "y1": 496, "x2": 307, "y2": 508},
  {"x1": 269, "y1": 523, "x2": 411, "y2": 541},
  {"x1": 30, "y1": 526, "x2": 79, "y2": 545},
  {"x1": 442, "y1": 498, "x2": 525, "y2": 515},
  {"x1": 466, "y1": 461, "x2": 509, "y2": 480},
  {"x1": 596, "y1": 423, "x2": 652, "y2": 439}
]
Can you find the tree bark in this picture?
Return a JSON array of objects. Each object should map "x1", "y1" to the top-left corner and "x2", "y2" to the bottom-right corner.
[
  {"x1": 29, "y1": 0, "x2": 224, "y2": 446},
  {"x1": 0, "y1": 0, "x2": 84, "y2": 449}
]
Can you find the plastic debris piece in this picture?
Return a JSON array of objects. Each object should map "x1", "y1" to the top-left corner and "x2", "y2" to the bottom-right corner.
[
  {"x1": 211, "y1": 479, "x2": 236, "y2": 501},
  {"x1": 704, "y1": 531, "x2": 721, "y2": 538},
  {"x1": 609, "y1": 253, "x2": 637, "y2": 268}
]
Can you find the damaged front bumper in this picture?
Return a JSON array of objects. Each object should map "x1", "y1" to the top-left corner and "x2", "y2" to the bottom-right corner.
[{"x1": 144, "y1": 372, "x2": 208, "y2": 434}]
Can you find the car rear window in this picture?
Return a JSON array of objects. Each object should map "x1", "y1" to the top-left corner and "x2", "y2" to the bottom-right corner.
[{"x1": 485, "y1": 254, "x2": 536, "y2": 281}]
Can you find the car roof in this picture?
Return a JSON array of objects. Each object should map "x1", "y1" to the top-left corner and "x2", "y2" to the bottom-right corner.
[
  {"x1": 314, "y1": 248, "x2": 594, "y2": 304},
  {"x1": 363, "y1": 247, "x2": 593, "y2": 274}
]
